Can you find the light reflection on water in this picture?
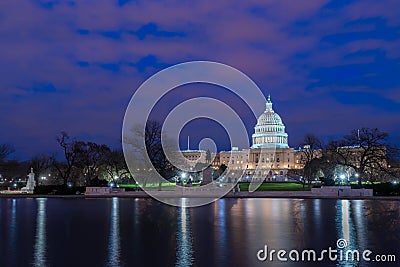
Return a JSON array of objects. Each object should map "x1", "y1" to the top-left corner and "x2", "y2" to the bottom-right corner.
[
  {"x1": 353, "y1": 200, "x2": 368, "y2": 252},
  {"x1": 215, "y1": 199, "x2": 228, "y2": 263},
  {"x1": 107, "y1": 197, "x2": 121, "y2": 267},
  {"x1": 0, "y1": 198, "x2": 398, "y2": 267},
  {"x1": 34, "y1": 198, "x2": 47, "y2": 267},
  {"x1": 8, "y1": 199, "x2": 17, "y2": 264},
  {"x1": 175, "y1": 198, "x2": 194, "y2": 267},
  {"x1": 336, "y1": 200, "x2": 369, "y2": 267}
]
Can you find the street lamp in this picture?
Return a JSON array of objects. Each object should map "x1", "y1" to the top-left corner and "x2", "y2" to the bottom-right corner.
[{"x1": 339, "y1": 174, "x2": 348, "y2": 185}]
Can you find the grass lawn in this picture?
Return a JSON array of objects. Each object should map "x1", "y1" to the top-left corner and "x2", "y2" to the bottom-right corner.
[{"x1": 238, "y1": 182, "x2": 308, "y2": 191}]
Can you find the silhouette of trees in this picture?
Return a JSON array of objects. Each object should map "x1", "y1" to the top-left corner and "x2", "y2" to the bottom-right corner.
[
  {"x1": 2, "y1": 126, "x2": 399, "y2": 189},
  {"x1": 296, "y1": 128, "x2": 398, "y2": 186},
  {"x1": 102, "y1": 149, "x2": 132, "y2": 182},
  {"x1": 75, "y1": 142, "x2": 111, "y2": 185},
  {"x1": 298, "y1": 134, "x2": 323, "y2": 187},
  {"x1": 31, "y1": 153, "x2": 52, "y2": 184},
  {"x1": 214, "y1": 164, "x2": 227, "y2": 180},
  {"x1": 52, "y1": 132, "x2": 81, "y2": 185},
  {"x1": 327, "y1": 128, "x2": 396, "y2": 185},
  {"x1": 0, "y1": 144, "x2": 14, "y2": 162}
]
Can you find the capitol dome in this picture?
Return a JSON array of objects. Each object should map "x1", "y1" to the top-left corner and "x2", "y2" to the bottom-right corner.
[{"x1": 251, "y1": 95, "x2": 289, "y2": 148}]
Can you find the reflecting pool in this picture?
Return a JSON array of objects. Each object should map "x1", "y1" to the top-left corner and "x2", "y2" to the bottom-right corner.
[{"x1": 0, "y1": 198, "x2": 399, "y2": 266}]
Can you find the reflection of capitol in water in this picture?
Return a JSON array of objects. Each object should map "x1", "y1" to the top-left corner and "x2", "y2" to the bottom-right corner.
[
  {"x1": 34, "y1": 198, "x2": 47, "y2": 267},
  {"x1": 182, "y1": 95, "x2": 304, "y2": 181},
  {"x1": 0, "y1": 198, "x2": 399, "y2": 266}
]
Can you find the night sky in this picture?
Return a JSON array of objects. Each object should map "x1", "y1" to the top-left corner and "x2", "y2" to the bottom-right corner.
[{"x1": 1, "y1": 0, "x2": 400, "y2": 160}]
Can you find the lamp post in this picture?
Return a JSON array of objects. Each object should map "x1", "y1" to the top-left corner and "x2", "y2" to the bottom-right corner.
[
  {"x1": 181, "y1": 172, "x2": 187, "y2": 184},
  {"x1": 339, "y1": 174, "x2": 347, "y2": 185}
]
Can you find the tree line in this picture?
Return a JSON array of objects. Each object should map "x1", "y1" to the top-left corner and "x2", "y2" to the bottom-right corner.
[
  {"x1": 0, "y1": 132, "x2": 131, "y2": 187},
  {"x1": 1, "y1": 123, "x2": 399, "y2": 188},
  {"x1": 293, "y1": 127, "x2": 400, "y2": 187}
]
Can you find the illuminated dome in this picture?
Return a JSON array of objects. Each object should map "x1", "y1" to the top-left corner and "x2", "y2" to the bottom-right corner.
[{"x1": 251, "y1": 95, "x2": 289, "y2": 148}]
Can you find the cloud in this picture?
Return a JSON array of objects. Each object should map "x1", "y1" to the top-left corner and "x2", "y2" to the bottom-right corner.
[{"x1": 0, "y1": 0, "x2": 399, "y2": 158}]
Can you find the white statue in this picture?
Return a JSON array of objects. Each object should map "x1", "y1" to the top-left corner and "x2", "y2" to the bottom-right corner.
[{"x1": 22, "y1": 167, "x2": 36, "y2": 193}]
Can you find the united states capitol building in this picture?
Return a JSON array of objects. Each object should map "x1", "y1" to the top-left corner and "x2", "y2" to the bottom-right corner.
[{"x1": 182, "y1": 95, "x2": 304, "y2": 181}]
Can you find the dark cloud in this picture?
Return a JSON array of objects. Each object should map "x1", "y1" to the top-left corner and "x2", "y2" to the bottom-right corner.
[
  {"x1": 0, "y1": 0, "x2": 399, "y2": 159},
  {"x1": 76, "y1": 29, "x2": 90, "y2": 35},
  {"x1": 117, "y1": 0, "x2": 135, "y2": 7},
  {"x1": 77, "y1": 61, "x2": 90, "y2": 67},
  {"x1": 19, "y1": 83, "x2": 58, "y2": 94},
  {"x1": 322, "y1": 18, "x2": 400, "y2": 44},
  {"x1": 132, "y1": 54, "x2": 171, "y2": 73},
  {"x1": 308, "y1": 51, "x2": 400, "y2": 89},
  {"x1": 99, "y1": 30, "x2": 122, "y2": 40},
  {"x1": 98, "y1": 62, "x2": 121, "y2": 72},
  {"x1": 132, "y1": 23, "x2": 186, "y2": 40},
  {"x1": 333, "y1": 91, "x2": 400, "y2": 111}
]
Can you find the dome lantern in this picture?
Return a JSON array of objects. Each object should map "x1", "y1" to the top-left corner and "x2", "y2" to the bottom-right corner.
[
  {"x1": 266, "y1": 94, "x2": 273, "y2": 111},
  {"x1": 251, "y1": 95, "x2": 289, "y2": 149}
]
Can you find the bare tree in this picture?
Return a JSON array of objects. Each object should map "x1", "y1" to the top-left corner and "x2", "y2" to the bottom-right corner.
[
  {"x1": 144, "y1": 120, "x2": 177, "y2": 188},
  {"x1": 328, "y1": 128, "x2": 394, "y2": 186},
  {"x1": 52, "y1": 132, "x2": 80, "y2": 185},
  {"x1": 315, "y1": 155, "x2": 337, "y2": 185},
  {"x1": 103, "y1": 149, "x2": 132, "y2": 182},
  {"x1": 75, "y1": 142, "x2": 111, "y2": 185},
  {"x1": 298, "y1": 134, "x2": 323, "y2": 188},
  {"x1": 126, "y1": 120, "x2": 177, "y2": 188},
  {"x1": 0, "y1": 144, "x2": 15, "y2": 162},
  {"x1": 31, "y1": 153, "x2": 52, "y2": 184},
  {"x1": 0, "y1": 160, "x2": 22, "y2": 181}
]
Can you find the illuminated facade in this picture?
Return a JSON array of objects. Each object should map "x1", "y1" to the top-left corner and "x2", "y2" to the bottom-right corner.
[
  {"x1": 182, "y1": 95, "x2": 303, "y2": 181},
  {"x1": 251, "y1": 95, "x2": 289, "y2": 149}
]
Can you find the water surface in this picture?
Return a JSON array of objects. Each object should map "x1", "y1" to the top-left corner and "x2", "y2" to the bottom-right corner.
[{"x1": 0, "y1": 198, "x2": 399, "y2": 267}]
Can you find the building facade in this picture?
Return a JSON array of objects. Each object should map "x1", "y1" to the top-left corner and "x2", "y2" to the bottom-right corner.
[{"x1": 181, "y1": 95, "x2": 304, "y2": 181}]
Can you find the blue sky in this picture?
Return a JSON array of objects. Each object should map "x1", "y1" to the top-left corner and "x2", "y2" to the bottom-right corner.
[{"x1": 0, "y1": 0, "x2": 399, "y2": 159}]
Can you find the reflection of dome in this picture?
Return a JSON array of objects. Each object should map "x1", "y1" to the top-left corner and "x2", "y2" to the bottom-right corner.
[{"x1": 251, "y1": 95, "x2": 289, "y2": 148}]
